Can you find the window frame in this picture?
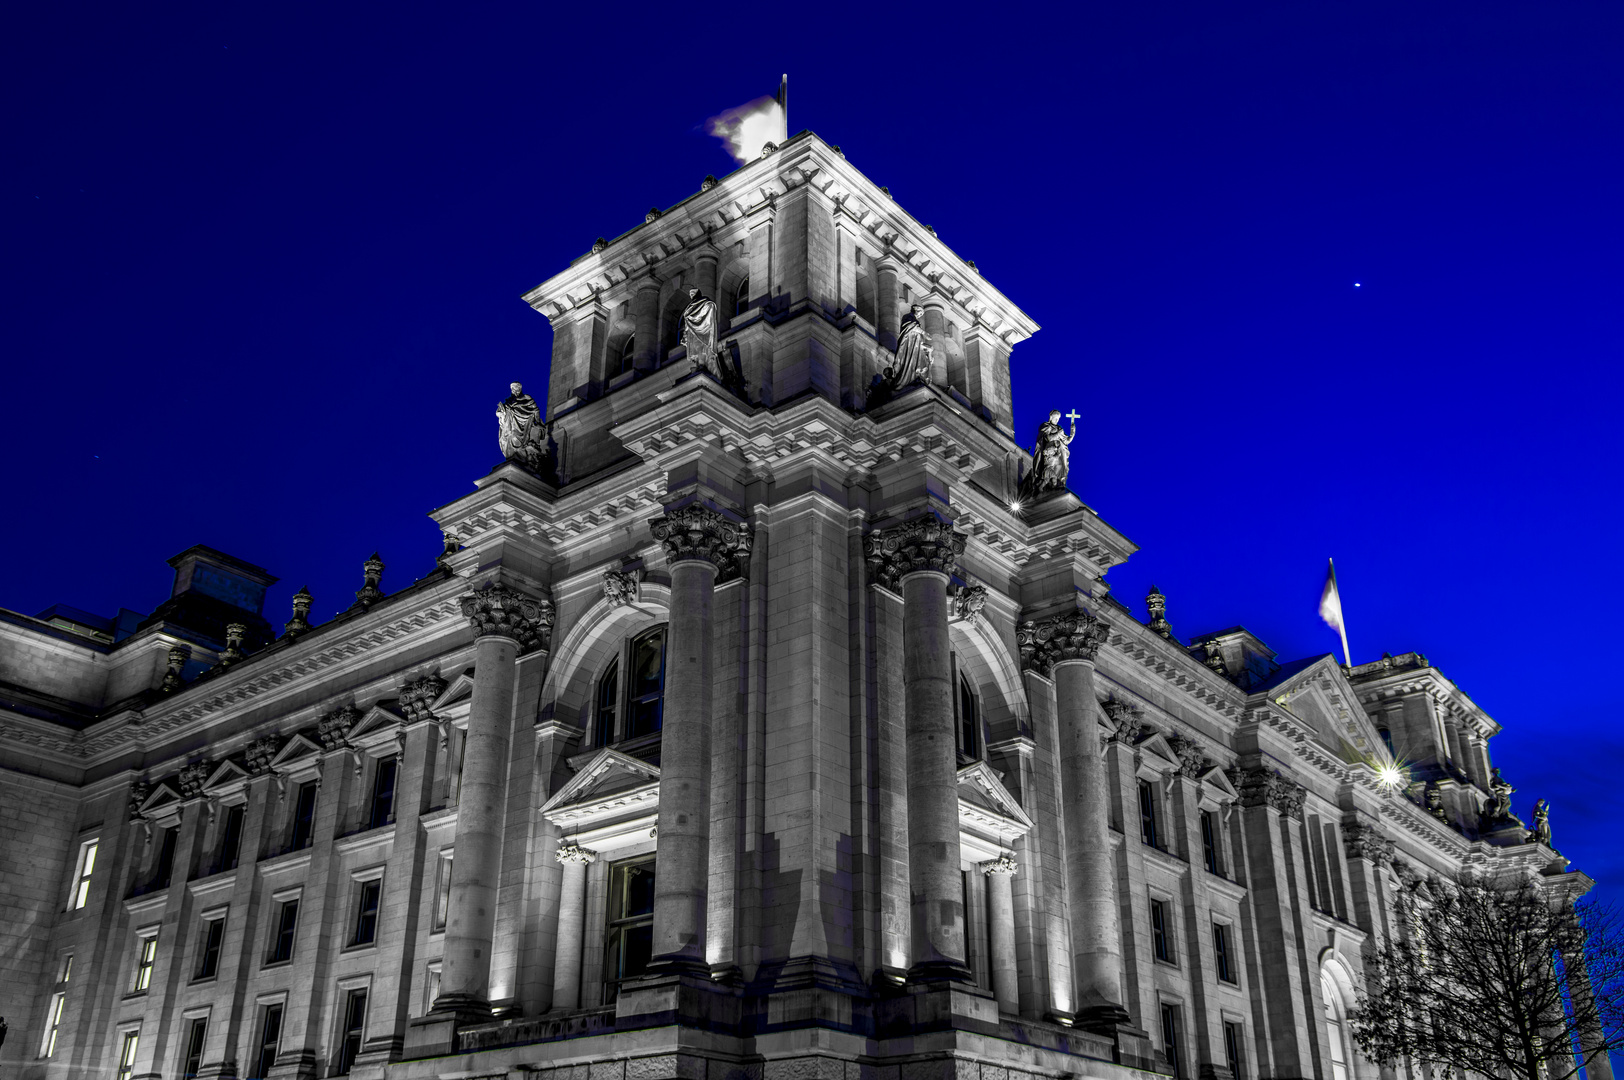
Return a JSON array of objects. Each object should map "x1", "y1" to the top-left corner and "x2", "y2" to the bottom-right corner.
[
  {"x1": 432, "y1": 849, "x2": 453, "y2": 933},
  {"x1": 603, "y1": 856, "x2": 656, "y2": 1003},
  {"x1": 350, "y1": 870, "x2": 384, "y2": 947},
  {"x1": 1150, "y1": 896, "x2": 1176, "y2": 965},
  {"x1": 266, "y1": 890, "x2": 301, "y2": 965},
  {"x1": 40, "y1": 991, "x2": 67, "y2": 1058},
  {"x1": 115, "y1": 1028, "x2": 140, "y2": 1080},
  {"x1": 1139, "y1": 779, "x2": 1162, "y2": 849},
  {"x1": 1212, "y1": 920, "x2": 1236, "y2": 984},
  {"x1": 289, "y1": 780, "x2": 319, "y2": 851},
  {"x1": 215, "y1": 803, "x2": 246, "y2": 874},
  {"x1": 195, "y1": 913, "x2": 226, "y2": 980},
  {"x1": 732, "y1": 275, "x2": 751, "y2": 317},
  {"x1": 1160, "y1": 1001, "x2": 1186, "y2": 1080},
  {"x1": 592, "y1": 625, "x2": 669, "y2": 748},
  {"x1": 366, "y1": 755, "x2": 398, "y2": 831},
  {"x1": 180, "y1": 1014, "x2": 209, "y2": 1080},
  {"x1": 1200, "y1": 809, "x2": 1222, "y2": 875},
  {"x1": 334, "y1": 985, "x2": 369, "y2": 1076},
  {"x1": 952, "y1": 661, "x2": 981, "y2": 761},
  {"x1": 70, "y1": 837, "x2": 99, "y2": 910},
  {"x1": 131, "y1": 928, "x2": 159, "y2": 993},
  {"x1": 1223, "y1": 1019, "x2": 1246, "y2": 1080},
  {"x1": 251, "y1": 1000, "x2": 284, "y2": 1080}
]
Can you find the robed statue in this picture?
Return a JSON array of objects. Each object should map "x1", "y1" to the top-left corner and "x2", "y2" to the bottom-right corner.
[
  {"x1": 496, "y1": 382, "x2": 551, "y2": 473},
  {"x1": 1018, "y1": 409, "x2": 1078, "y2": 500},
  {"x1": 1527, "y1": 798, "x2": 1553, "y2": 847},
  {"x1": 680, "y1": 288, "x2": 720, "y2": 375},
  {"x1": 892, "y1": 304, "x2": 932, "y2": 387},
  {"x1": 1482, "y1": 766, "x2": 1515, "y2": 823}
]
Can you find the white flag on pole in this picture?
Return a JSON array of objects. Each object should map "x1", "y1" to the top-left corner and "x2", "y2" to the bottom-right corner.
[
  {"x1": 1319, "y1": 558, "x2": 1351, "y2": 667},
  {"x1": 708, "y1": 76, "x2": 788, "y2": 166}
]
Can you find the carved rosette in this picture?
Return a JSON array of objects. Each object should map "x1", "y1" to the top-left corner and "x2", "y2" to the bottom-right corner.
[
  {"x1": 1016, "y1": 610, "x2": 1110, "y2": 677},
  {"x1": 980, "y1": 853, "x2": 1019, "y2": 876},
  {"x1": 1168, "y1": 734, "x2": 1210, "y2": 779},
  {"x1": 649, "y1": 505, "x2": 752, "y2": 580},
  {"x1": 1231, "y1": 766, "x2": 1306, "y2": 821},
  {"x1": 317, "y1": 705, "x2": 362, "y2": 751},
  {"x1": 951, "y1": 584, "x2": 988, "y2": 624},
  {"x1": 602, "y1": 568, "x2": 640, "y2": 607},
  {"x1": 1102, "y1": 698, "x2": 1146, "y2": 745},
  {"x1": 178, "y1": 761, "x2": 211, "y2": 799},
  {"x1": 1343, "y1": 822, "x2": 1395, "y2": 866},
  {"x1": 399, "y1": 674, "x2": 448, "y2": 723},
  {"x1": 244, "y1": 736, "x2": 281, "y2": 775},
  {"x1": 555, "y1": 840, "x2": 598, "y2": 866},
  {"x1": 459, "y1": 583, "x2": 555, "y2": 652},
  {"x1": 863, "y1": 516, "x2": 965, "y2": 593}
]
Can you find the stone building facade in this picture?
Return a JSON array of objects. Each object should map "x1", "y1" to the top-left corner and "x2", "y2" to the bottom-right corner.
[{"x1": 0, "y1": 132, "x2": 1609, "y2": 1080}]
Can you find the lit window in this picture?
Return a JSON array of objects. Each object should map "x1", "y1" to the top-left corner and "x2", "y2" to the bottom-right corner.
[
  {"x1": 1224, "y1": 1021, "x2": 1245, "y2": 1080},
  {"x1": 71, "y1": 839, "x2": 98, "y2": 909},
  {"x1": 116, "y1": 1030, "x2": 140, "y2": 1080},
  {"x1": 41, "y1": 992, "x2": 67, "y2": 1057},
  {"x1": 1139, "y1": 781, "x2": 1161, "y2": 848},
  {"x1": 604, "y1": 859, "x2": 655, "y2": 1002},
  {"x1": 336, "y1": 989, "x2": 368, "y2": 1075},
  {"x1": 182, "y1": 1017, "x2": 208, "y2": 1080},
  {"x1": 132, "y1": 934, "x2": 158, "y2": 992},
  {"x1": 433, "y1": 851, "x2": 453, "y2": 932},
  {"x1": 251, "y1": 1004, "x2": 283, "y2": 1080},
  {"x1": 1323, "y1": 974, "x2": 1351, "y2": 1080},
  {"x1": 196, "y1": 918, "x2": 225, "y2": 979},
  {"x1": 268, "y1": 899, "x2": 299, "y2": 964},
  {"x1": 1213, "y1": 923, "x2": 1235, "y2": 983},
  {"x1": 352, "y1": 879, "x2": 382, "y2": 946},
  {"x1": 368, "y1": 757, "x2": 397, "y2": 830},
  {"x1": 1151, "y1": 900, "x2": 1174, "y2": 963}
]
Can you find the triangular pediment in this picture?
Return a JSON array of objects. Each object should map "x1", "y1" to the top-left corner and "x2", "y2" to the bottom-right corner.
[
  {"x1": 1261, "y1": 655, "x2": 1386, "y2": 764},
  {"x1": 956, "y1": 760, "x2": 1035, "y2": 834},
  {"x1": 1135, "y1": 732, "x2": 1182, "y2": 772},
  {"x1": 267, "y1": 731, "x2": 324, "y2": 772},
  {"x1": 137, "y1": 779, "x2": 183, "y2": 816},
  {"x1": 201, "y1": 759, "x2": 251, "y2": 795},
  {"x1": 542, "y1": 748, "x2": 661, "y2": 815},
  {"x1": 431, "y1": 672, "x2": 475, "y2": 714},
  {"x1": 1199, "y1": 764, "x2": 1240, "y2": 801},
  {"x1": 346, "y1": 704, "x2": 406, "y2": 746}
]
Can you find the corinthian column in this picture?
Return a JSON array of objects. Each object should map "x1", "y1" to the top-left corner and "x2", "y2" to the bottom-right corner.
[
  {"x1": 1018, "y1": 610, "x2": 1130, "y2": 1032},
  {"x1": 435, "y1": 583, "x2": 552, "y2": 1020},
  {"x1": 646, "y1": 504, "x2": 750, "y2": 975},
  {"x1": 982, "y1": 855, "x2": 1020, "y2": 1013},
  {"x1": 551, "y1": 841, "x2": 597, "y2": 1010},
  {"x1": 866, "y1": 515, "x2": 971, "y2": 982}
]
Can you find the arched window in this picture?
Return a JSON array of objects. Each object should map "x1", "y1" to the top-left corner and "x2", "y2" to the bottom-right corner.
[
  {"x1": 592, "y1": 626, "x2": 667, "y2": 746},
  {"x1": 593, "y1": 658, "x2": 619, "y2": 748},
  {"x1": 733, "y1": 275, "x2": 751, "y2": 317},
  {"x1": 956, "y1": 671, "x2": 980, "y2": 760},
  {"x1": 1322, "y1": 973, "x2": 1353, "y2": 1080},
  {"x1": 612, "y1": 334, "x2": 635, "y2": 378}
]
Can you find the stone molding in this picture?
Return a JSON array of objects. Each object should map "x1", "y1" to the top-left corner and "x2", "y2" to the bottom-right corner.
[
  {"x1": 459, "y1": 583, "x2": 554, "y2": 652},
  {"x1": 1230, "y1": 766, "x2": 1307, "y2": 821},
  {"x1": 981, "y1": 853, "x2": 1019, "y2": 876},
  {"x1": 1016, "y1": 610, "x2": 1109, "y2": 676},
  {"x1": 1344, "y1": 821, "x2": 1396, "y2": 866},
  {"x1": 648, "y1": 505, "x2": 752, "y2": 580},
  {"x1": 863, "y1": 515, "x2": 965, "y2": 593}
]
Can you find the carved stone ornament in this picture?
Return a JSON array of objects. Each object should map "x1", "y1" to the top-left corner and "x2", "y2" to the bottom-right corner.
[
  {"x1": 700, "y1": 175, "x2": 718, "y2": 192},
  {"x1": 353, "y1": 553, "x2": 386, "y2": 609},
  {"x1": 1526, "y1": 798, "x2": 1554, "y2": 848},
  {"x1": 399, "y1": 674, "x2": 448, "y2": 723},
  {"x1": 863, "y1": 515, "x2": 965, "y2": 593},
  {"x1": 1168, "y1": 734, "x2": 1210, "y2": 779},
  {"x1": 244, "y1": 736, "x2": 281, "y2": 776},
  {"x1": 1146, "y1": 585, "x2": 1172, "y2": 639},
  {"x1": 1202, "y1": 640, "x2": 1227, "y2": 675},
  {"x1": 161, "y1": 645, "x2": 189, "y2": 692},
  {"x1": 555, "y1": 840, "x2": 598, "y2": 866},
  {"x1": 437, "y1": 533, "x2": 461, "y2": 567},
  {"x1": 645, "y1": 206, "x2": 662, "y2": 223},
  {"x1": 317, "y1": 705, "x2": 362, "y2": 751},
  {"x1": 497, "y1": 382, "x2": 553, "y2": 476},
  {"x1": 760, "y1": 140, "x2": 778, "y2": 157},
  {"x1": 128, "y1": 780, "x2": 150, "y2": 820},
  {"x1": 591, "y1": 237, "x2": 608, "y2": 254},
  {"x1": 1231, "y1": 766, "x2": 1306, "y2": 821},
  {"x1": 1343, "y1": 821, "x2": 1396, "y2": 866},
  {"x1": 1016, "y1": 610, "x2": 1109, "y2": 677},
  {"x1": 1424, "y1": 782, "x2": 1448, "y2": 822},
  {"x1": 459, "y1": 582, "x2": 555, "y2": 652},
  {"x1": 284, "y1": 586, "x2": 313, "y2": 638},
  {"x1": 220, "y1": 623, "x2": 247, "y2": 667},
  {"x1": 602, "y1": 568, "x2": 640, "y2": 608},
  {"x1": 1481, "y1": 766, "x2": 1515, "y2": 824},
  {"x1": 951, "y1": 584, "x2": 987, "y2": 624},
  {"x1": 1102, "y1": 697, "x2": 1145, "y2": 745},
  {"x1": 649, "y1": 505, "x2": 753, "y2": 580},
  {"x1": 178, "y1": 761, "x2": 211, "y2": 799},
  {"x1": 1017, "y1": 409, "x2": 1078, "y2": 501},
  {"x1": 981, "y1": 853, "x2": 1019, "y2": 876}
]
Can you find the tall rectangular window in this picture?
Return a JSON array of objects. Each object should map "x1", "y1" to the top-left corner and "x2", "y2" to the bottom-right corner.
[
  {"x1": 71, "y1": 839, "x2": 99, "y2": 909},
  {"x1": 1201, "y1": 811, "x2": 1221, "y2": 874},
  {"x1": 367, "y1": 757, "x2": 397, "y2": 830},
  {"x1": 196, "y1": 917, "x2": 225, "y2": 979},
  {"x1": 1151, "y1": 900, "x2": 1173, "y2": 963},
  {"x1": 290, "y1": 782, "x2": 318, "y2": 850},
  {"x1": 1224, "y1": 1020, "x2": 1246, "y2": 1080},
  {"x1": 1213, "y1": 922, "x2": 1235, "y2": 983},
  {"x1": 268, "y1": 900, "x2": 299, "y2": 963},
  {"x1": 625, "y1": 628, "x2": 667, "y2": 738},
  {"x1": 133, "y1": 934, "x2": 158, "y2": 992},
  {"x1": 116, "y1": 1030, "x2": 140, "y2": 1080},
  {"x1": 1160, "y1": 1004, "x2": 1185, "y2": 1080},
  {"x1": 41, "y1": 992, "x2": 67, "y2": 1057},
  {"x1": 182, "y1": 1017, "x2": 208, "y2": 1079},
  {"x1": 424, "y1": 964, "x2": 442, "y2": 1015},
  {"x1": 593, "y1": 659, "x2": 619, "y2": 748},
  {"x1": 604, "y1": 859, "x2": 656, "y2": 1002},
  {"x1": 352, "y1": 879, "x2": 382, "y2": 946},
  {"x1": 956, "y1": 670, "x2": 980, "y2": 759},
  {"x1": 335, "y1": 989, "x2": 368, "y2": 1075},
  {"x1": 1139, "y1": 780, "x2": 1160, "y2": 848},
  {"x1": 433, "y1": 852, "x2": 453, "y2": 931},
  {"x1": 154, "y1": 827, "x2": 178, "y2": 889},
  {"x1": 217, "y1": 805, "x2": 245, "y2": 873},
  {"x1": 253, "y1": 1004, "x2": 283, "y2": 1080}
]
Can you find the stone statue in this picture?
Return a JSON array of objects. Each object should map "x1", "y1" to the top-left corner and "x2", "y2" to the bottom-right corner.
[
  {"x1": 1018, "y1": 409, "x2": 1078, "y2": 500},
  {"x1": 680, "y1": 289, "x2": 720, "y2": 375},
  {"x1": 1527, "y1": 798, "x2": 1553, "y2": 847},
  {"x1": 893, "y1": 304, "x2": 932, "y2": 387},
  {"x1": 497, "y1": 382, "x2": 551, "y2": 473},
  {"x1": 1482, "y1": 766, "x2": 1515, "y2": 823}
]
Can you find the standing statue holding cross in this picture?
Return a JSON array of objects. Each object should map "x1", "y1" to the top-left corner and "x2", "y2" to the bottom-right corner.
[{"x1": 1018, "y1": 408, "x2": 1080, "y2": 501}]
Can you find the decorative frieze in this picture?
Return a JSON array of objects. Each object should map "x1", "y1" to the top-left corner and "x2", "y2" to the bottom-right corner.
[
  {"x1": 602, "y1": 568, "x2": 640, "y2": 607},
  {"x1": 863, "y1": 515, "x2": 964, "y2": 593},
  {"x1": 399, "y1": 674, "x2": 448, "y2": 723},
  {"x1": 459, "y1": 583, "x2": 554, "y2": 652},
  {"x1": 1343, "y1": 821, "x2": 1396, "y2": 866},
  {"x1": 648, "y1": 505, "x2": 752, "y2": 580},
  {"x1": 1231, "y1": 766, "x2": 1306, "y2": 820},
  {"x1": 1016, "y1": 610, "x2": 1109, "y2": 676},
  {"x1": 981, "y1": 853, "x2": 1019, "y2": 876},
  {"x1": 317, "y1": 705, "x2": 362, "y2": 751},
  {"x1": 554, "y1": 840, "x2": 598, "y2": 866}
]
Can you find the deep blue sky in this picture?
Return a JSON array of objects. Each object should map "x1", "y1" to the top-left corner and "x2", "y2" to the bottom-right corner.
[{"x1": 5, "y1": 3, "x2": 1620, "y2": 892}]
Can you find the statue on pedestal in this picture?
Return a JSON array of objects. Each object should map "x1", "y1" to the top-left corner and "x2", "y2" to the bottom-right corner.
[
  {"x1": 1018, "y1": 409, "x2": 1078, "y2": 500},
  {"x1": 497, "y1": 382, "x2": 552, "y2": 474},
  {"x1": 1526, "y1": 798, "x2": 1554, "y2": 847},
  {"x1": 866, "y1": 304, "x2": 933, "y2": 409},
  {"x1": 1481, "y1": 766, "x2": 1515, "y2": 824},
  {"x1": 680, "y1": 289, "x2": 720, "y2": 375}
]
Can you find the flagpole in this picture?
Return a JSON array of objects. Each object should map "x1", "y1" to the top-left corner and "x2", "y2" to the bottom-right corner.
[
  {"x1": 1330, "y1": 558, "x2": 1351, "y2": 667},
  {"x1": 780, "y1": 73, "x2": 788, "y2": 136}
]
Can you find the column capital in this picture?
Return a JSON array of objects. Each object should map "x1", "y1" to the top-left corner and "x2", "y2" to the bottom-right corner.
[
  {"x1": 459, "y1": 583, "x2": 554, "y2": 652},
  {"x1": 863, "y1": 515, "x2": 965, "y2": 592},
  {"x1": 1016, "y1": 610, "x2": 1109, "y2": 676},
  {"x1": 1343, "y1": 821, "x2": 1396, "y2": 866},
  {"x1": 555, "y1": 840, "x2": 598, "y2": 865},
  {"x1": 980, "y1": 853, "x2": 1019, "y2": 876},
  {"x1": 649, "y1": 504, "x2": 752, "y2": 578},
  {"x1": 1230, "y1": 765, "x2": 1306, "y2": 821}
]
